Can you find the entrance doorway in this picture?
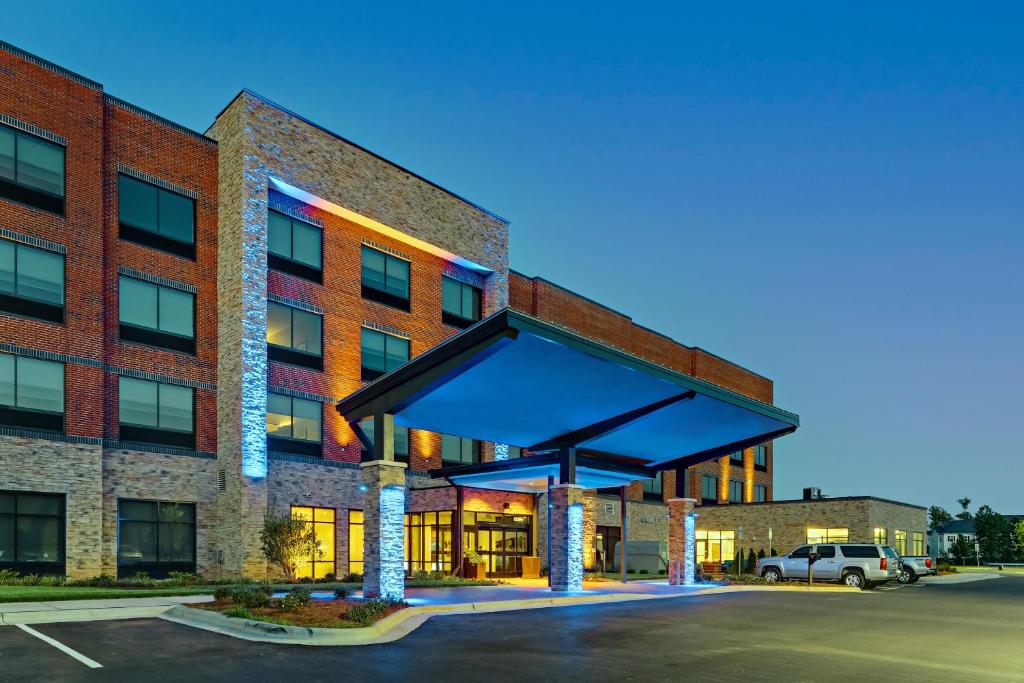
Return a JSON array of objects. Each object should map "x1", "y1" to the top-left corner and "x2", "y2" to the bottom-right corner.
[
  {"x1": 596, "y1": 525, "x2": 621, "y2": 572},
  {"x1": 463, "y1": 511, "x2": 532, "y2": 578}
]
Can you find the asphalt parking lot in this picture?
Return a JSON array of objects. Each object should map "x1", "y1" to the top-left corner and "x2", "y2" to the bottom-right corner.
[{"x1": 2, "y1": 574, "x2": 1022, "y2": 683}]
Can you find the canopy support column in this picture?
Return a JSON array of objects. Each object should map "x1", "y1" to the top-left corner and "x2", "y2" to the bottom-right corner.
[
  {"x1": 550, "y1": 483, "x2": 585, "y2": 592},
  {"x1": 667, "y1": 497, "x2": 697, "y2": 586},
  {"x1": 620, "y1": 485, "x2": 628, "y2": 583},
  {"x1": 361, "y1": 460, "x2": 407, "y2": 599}
]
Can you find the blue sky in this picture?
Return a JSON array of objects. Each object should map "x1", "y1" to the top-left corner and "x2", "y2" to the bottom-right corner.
[{"x1": 6, "y1": 2, "x2": 1021, "y2": 512}]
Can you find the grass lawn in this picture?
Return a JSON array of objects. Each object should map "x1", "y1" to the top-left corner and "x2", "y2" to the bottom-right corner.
[
  {"x1": 951, "y1": 565, "x2": 1024, "y2": 575},
  {"x1": 0, "y1": 578, "x2": 500, "y2": 604}
]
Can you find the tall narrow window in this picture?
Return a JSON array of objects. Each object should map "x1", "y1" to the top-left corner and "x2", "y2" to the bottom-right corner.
[
  {"x1": 0, "y1": 240, "x2": 64, "y2": 323},
  {"x1": 266, "y1": 393, "x2": 322, "y2": 457},
  {"x1": 117, "y1": 500, "x2": 195, "y2": 579},
  {"x1": 118, "y1": 377, "x2": 194, "y2": 448},
  {"x1": 291, "y1": 506, "x2": 336, "y2": 579},
  {"x1": 754, "y1": 484, "x2": 768, "y2": 502},
  {"x1": 348, "y1": 510, "x2": 364, "y2": 574},
  {"x1": 728, "y1": 480, "x2": 744, "y2": 503},
  {"x1": 0, "y1": 124, "x2": 65, "y2": 214},
  {"x1": 441, "y1": 435, "x2": 479, "y2": 465},
  {"x1": 118, "y1": 276, "x2": 195, "y2": 353},
  {"x1": 894, "y1": 530, "x2": 907, "y2": 555},
  {"x1": 642, "y1": 472, "x2": 663, "y2": 501},
  {"x1": 754, "y1": 444, "x2": 768, "y2": 470},
  {"x1": 360, "y1": 327, "x2": 409, "y2": 381},
  {"x1": 700, "y1": 475, "x2": 718, "y2": 503},
  {"x1": 874, "y1": 528, "x2": 888, "y2": 545},
  {"x1": 268, "y1": 210, "x2": 322, "y2": 281},
  {"x1": 0, "y1": 355, "x2": 64, "y2": 431},
  {"x1": 441, "y1": 276, "x2": 482, "y2": 328},
  {"x1": 358, "y1": 416, "x2": 410, "y2": 463},
  {"x1": 361, "y1": 245, "x2": 410, "y2": 310},
  {"x1": 729, "y1": 450, "x2": 744, "y2": 465},
  {"x1": 912, "y1": 532, "x2": 925, "y2": 556},
  {"x1": 267, "y1": 302, "x2": 323, "y2": 370},
  {"x1": 118, "y1": 174, "x2": 195, "y2": 258}
]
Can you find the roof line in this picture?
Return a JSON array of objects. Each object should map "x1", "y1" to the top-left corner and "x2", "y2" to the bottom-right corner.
[
  {"x1": 701, "y1": 495, "x2": 927, "y2": 511},
  {"x1": 0, "y1": 40, "x2": 102, "y2": 90},
  {"x1": 105, "y1": 95, "x2": 217, "y2": 145},
  {"x1": 212, "y1": 89, "x2": 509, "y2": 224}
]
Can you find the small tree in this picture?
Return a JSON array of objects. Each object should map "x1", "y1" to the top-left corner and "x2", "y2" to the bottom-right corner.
[
  {"x1": 260, "y1": 513, "x2": 322, "y2": 582},
  {"x1": 745, "y1": 549, "x2": 757, "y2": 572},
  {"x1": 726, "y1": 551, "x2": 743, "y2": 575},
  {"x1": 949, "y1": 534, "x2": 973, "y2": 565},
  {"x1": 975, "y1": 505, "x2": 1011, "y2": 563},
  {"x1": 757, "y1": 548, "x2": 766, "y2": 560},
  {"x1": 1014, "y1": 520, "x2": 1024, "y2": 561},
  {"x1": 928, "y1": 506, "x2": 953, "y2": 531},
  {"x1": 955, "y1": 497, "x2": 973, "y2": 521}
]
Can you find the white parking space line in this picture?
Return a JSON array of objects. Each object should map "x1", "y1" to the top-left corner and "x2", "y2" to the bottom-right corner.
[{"x1": 14, "y1": 624, "x2": 103, "y2": 669}]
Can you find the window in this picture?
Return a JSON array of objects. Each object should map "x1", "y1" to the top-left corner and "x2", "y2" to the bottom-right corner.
[
  {"x1": 0, "y1": 355, "x2": 64, "y2": 431},
  {"x1": 360, "y1": 327, "x2": 409, "y2": 381},
  {"x1": 816, "y1": 545, "x2": 837, "y2": 558},
  {"x1": 348, "y1": 510, "x2": 364, "y2": 574},
  {"x1": 441, "y1": 434, "x2": 479, "y2": 465},
  {"x1": 874, "y1": 528, "x2": 888, "y2": 545},
  {"x1": 0, "y1": 241, "x2": 64, "y2": 323},
  {"x1": 894, "y1": 530, "x2": 907, "y2": 555},
  {"x1": 406, "y1": 511, "x2": 454, "y2": 573},
  {"x1": 729, "y1": 450, "x2": 744, "y2": 465},
  {"x1": 441, "y1": 276, "x2": 481, "y2": 328},
  {"x1": 912, "y1": 532, "x2": 925, "y2": 556},
  {"x1": 790, "y1": 545, "x2": 812, "y2": 559},
  {"x1": 0, "y1": 491, "x2": 64, "y2": 574},
  {"x1": 700, "y1": 475, "x2": 718, "y2": 502},
  {"x1": 118, "y1": 377, "x2": 194, "y2": 448},
  {"x1": 462, "y1": 511, "x2": 532, "y2": 576},
  {"x1": 642, "y1": 472, "x2": 663, "y2": 501},
  {"x1": 361, "y1": 245, "x2": 409, "y2": 310},
  {"x1": 117, "y1": 500, "x2": 195, "y2": 578},
  {"x1": 266, "y1": 393, "x2": 322, "y2": 457},
  {"x1": 267, "y1": 302, "x2": 323, "y2": 370},
  {"x1": 840, "y1": 545, "x2": 880, "y2": 558},
  {"x1": 291, "y1": 506, "x2": 336, "y2": 579},
  {"x1": 0, "y1": 124, "x2": 65, "y2": 213},
  {"x1": 506, "y1": 445, "x2": 522, "y2": 459},
  {"x1": 268, "y1": 210, "x2": 322, "y2": 281},
  {"x1": 728, "y1": 480, "x2": 744, "y2": 503},
  {"x1": 118, "y1": 276, "x2": 195, "y2": 353},
  {"x1": 118, "y1": 174, "x2": 195, "y2": 258},
  {"x1": 358, "y1": 417, "x2": 410, "y2": 463},
  {"x1": 754, "y1": 484, "x2": 768, "y2": 502},
  {"x1": 695, "y1": 530, "x2": 735, "y2": 564},
  {"x1": 754, "y1": 444, "x2": 767, "y2": 469},
  {"x1": 807, "y1": 527, "x2": 849, "y2": 544}
]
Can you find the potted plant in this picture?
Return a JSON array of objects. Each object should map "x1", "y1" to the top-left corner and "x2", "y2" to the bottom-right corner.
[{"x1": 462, "y1": 547, "x2": 487, "y2": 579}]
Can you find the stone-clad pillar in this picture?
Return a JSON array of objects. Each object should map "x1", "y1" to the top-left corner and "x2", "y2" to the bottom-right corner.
[
  {"x1": 667, "y1": 497, "x2": 697, "y2": 586},
  {"x1": 549, "y1": 484, "x2": 586, "y2": 592},
  {"x1": 361, "y1": 461, "x2": 407, "y2": 600}
]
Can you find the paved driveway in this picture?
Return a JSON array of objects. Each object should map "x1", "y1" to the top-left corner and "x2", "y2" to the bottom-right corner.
[{"x1": 2, "y1": 574, "x2": 1022, "y2": 682}]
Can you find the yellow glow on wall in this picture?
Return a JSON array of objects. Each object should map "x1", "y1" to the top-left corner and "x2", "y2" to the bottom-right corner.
[
  {"x1": 415, "y1": 430, "x2": 434, "y2": 458},
  {"x1": 744, "y1": 447, "x2": 755, "y2": 502},
  {"x1": 719, "y1": 457, "x2": 730, "y2": 501},
  {"x1": 463, "y1": 490, "x2": 534, "y2": 515}
]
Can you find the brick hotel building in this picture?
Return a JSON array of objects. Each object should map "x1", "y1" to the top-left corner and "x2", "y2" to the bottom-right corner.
[{"x1": 0, "y1": 40, "x2": 788, "y2": 583}]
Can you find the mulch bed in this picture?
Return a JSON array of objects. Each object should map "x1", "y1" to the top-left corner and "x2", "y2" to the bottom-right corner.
[{"x1": 195, "y1": 598, "x2": 405, "y2": 629}]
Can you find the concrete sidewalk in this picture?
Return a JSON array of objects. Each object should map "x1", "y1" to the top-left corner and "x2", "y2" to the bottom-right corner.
[{"x1": 0, "y1": 594, "x2": 214, "y2": 625}]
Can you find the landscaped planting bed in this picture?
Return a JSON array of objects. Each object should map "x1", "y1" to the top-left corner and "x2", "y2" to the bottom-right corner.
[{"x1": 194, "y1": 587, "x2": 406, "y2": 629}]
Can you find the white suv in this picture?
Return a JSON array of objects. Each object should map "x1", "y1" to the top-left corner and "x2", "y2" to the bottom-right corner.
[{"x1": 756, "y1": 543, "x2": 900, "y2": 588}]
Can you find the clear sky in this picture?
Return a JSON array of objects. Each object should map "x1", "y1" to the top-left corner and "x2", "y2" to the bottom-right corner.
[{"x1": 5, "y1": 2, "x2": 1021, "y2": 512}]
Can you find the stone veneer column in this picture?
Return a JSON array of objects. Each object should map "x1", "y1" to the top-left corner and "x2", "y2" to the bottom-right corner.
[
  {"x1": 667, "y1": 498, "x2": 698, "y2": 586},
  {"x1": 549, "y1": 484, "x2": 586, "y2": 592},
  {"x1": 361, "y1": 461, "x2": 407, "y2": 600}
]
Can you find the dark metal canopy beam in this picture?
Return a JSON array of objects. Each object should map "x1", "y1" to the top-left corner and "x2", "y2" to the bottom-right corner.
[
  {"x1": 429, "y1": 452, "x2": 652, "y2": 480},
  {"x1": 652, "y1": 426, "x2": 798, "y2": 471}
]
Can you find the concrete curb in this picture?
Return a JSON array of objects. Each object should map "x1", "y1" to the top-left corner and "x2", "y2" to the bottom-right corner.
[
  {"x1": 159, "y1": 583, "x2": 862, "y2": 646},
  {"x1": 0, "y1": 595, "x2": 214, "y2": 625}
]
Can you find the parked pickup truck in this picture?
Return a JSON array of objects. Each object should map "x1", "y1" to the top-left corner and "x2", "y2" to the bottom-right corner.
[
  {"x1": 897, "y1": 555, "x2": 935, "y2": 584},
  {"x1": 755, "y1": 543, "x2": 899, "y2": 589}
]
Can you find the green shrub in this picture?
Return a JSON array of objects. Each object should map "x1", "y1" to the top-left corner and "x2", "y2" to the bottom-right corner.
[
  {"x1": 279, "y1": 588, "x2": 313, "y2": 611},
  {"x1": 0, "y1": 569, "x2": 21, "y2": 585},
  {"x1": 626, "y1": 568, "x2": 636, "y2": 575},
  {"x1": 167, "y1": 571, "x2": 204, "y2": 586},
  {"x1": 256, "y1": 584, "x2": 275, "y2": 596},
  {"x1": 745, "y1": 549, "x2": 758, "y2": 572},
  {"x1": 346, "y1": 597, "x2": 406, "y2": 625},
  {"x1": 232, "y1": 588, "x2": 271, "y2": 609},
  {"x1": 223, "y1": 606, "x2": 255, "y2": 619},
  {"x1": 213, "y1": 586, "x2": 234, "y2": 601},
  {"x1": 67, "y1": 575, "x2": 117, "y2": 588},
  {"x1": 38, "y1": 574, "x2": 66, "y2": 587},
  {"x1": 638, "y1": 569, "x2": 649, "y2": 575},
  {"x1": 340, "y1": 572, "x2": 363, "y2": 583},
  {"x1": 411, "y1": 570, "x2": 431, "y2": 581},
  {"x1": 334, "y1": 588, "x2": 350, "y2": 599}
]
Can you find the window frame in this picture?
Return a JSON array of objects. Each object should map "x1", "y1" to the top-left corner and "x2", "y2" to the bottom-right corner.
[
  {"x1": 806, "y1": 527, "x2": 850, "y2": 544},
  {"x1": 753, "y1": 484, "x2": 768, "y2": 502},
  {"x1": 266, "y1": 301, "x2": 324, "y2": 371},
  {"x1": 700, "y1": 475, "x2": 718, "y2": 504},
  {"x1": 728, "y1": 479, "x2": 744, "y2": 503},
  {"x1": 290, "y1": 506, "x2": 336, "y2": 580},
  {"x1": 358, "y1": 417, "x2": 410, "y2": 464},
  {"x1": 894, "y1": 529, "x2": 907, "y2": 555},
  {"x1": 118, "y1": 275, "x2": 196, "y2": 354},
  {"x1": 405, "y1": 510, "x2": 454, "y2": 574},
  {"x1": 360, "y1": 327, "x2": 410, "y2": 381},
  {"x1": 266, "y1": 392, "x2": 323, "y2": 457},
  {"x1": 441, "y1": 275, "x2": 482, "y2": 329},
  {"x1": 117, "y1": 174, "x2": 197, "y2": 260},
  {"x1": 0, "y1": 240, "x2": 65, "y2": 324},
  {"x1": 360, "y1": 245, "x2": 411, "y2": 311},
  {"x1": 0, "y1": 124, "x2": 66, "y2": 214},
  {"x1": 267, "y1": 209, "x2": 324, "y2": 282},
  {"x1": 729, "y1": 450, "x2": 744, "y2": 466},
  {"x1": 754, "y1": 444, "x2": 768, "y2": 471},
  {"x1": 348, "y1": 509, "x2": 364, "y2": 574},
  {"x1": 0, "y1": 355, "x2": 65, "y2": 432},
  {"x1": 642, "y1": 471, "x2": 663, "y2": 501},
  {"x1": 116, "y1": 499, "x2": 196, "y2": 579},
  {"x1": 873, "y1": 528, "x2": 888, "y2": 545},
  {"x1": 117, "y1": 377, "x2": 196, "y2": 449},
  {"x1": 912, "y1": 532, "x2": 925, "y2": 556},
  {"x1": 0, "y1": 490, "x2": 66, "y2": 575},
  {"x1": 441, "y1": 434, "x2": 480, "y2": 466}
]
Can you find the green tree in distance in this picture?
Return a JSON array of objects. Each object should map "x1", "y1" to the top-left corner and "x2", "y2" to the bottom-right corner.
[
  {"x1": 929, "y1": 506, "x2": 953, "y2": 531},
  {"x1": 956, "y1": 497, "x2": 973, "y2": 521}
]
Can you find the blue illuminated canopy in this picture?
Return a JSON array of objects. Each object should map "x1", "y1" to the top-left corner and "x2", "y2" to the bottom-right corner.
[{"x1": 336, "y1": 309, "x2": 799, "y2": 474}]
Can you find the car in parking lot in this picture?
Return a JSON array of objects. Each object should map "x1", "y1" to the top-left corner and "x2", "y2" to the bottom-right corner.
[
  {"x1": 755, "y1": 543, "x2": 900, "y2": 588},
  {"x1": 897, "y1": 555, "x2": 936, "y2": 583}
]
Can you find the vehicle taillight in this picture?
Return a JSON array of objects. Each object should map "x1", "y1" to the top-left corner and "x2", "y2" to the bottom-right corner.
[
  {"x1": 880, "y1": 557, "x2": 888, "y2": 571},
  {"x1": 925, "y1": 558, "x2": 932, "y2": 568}
]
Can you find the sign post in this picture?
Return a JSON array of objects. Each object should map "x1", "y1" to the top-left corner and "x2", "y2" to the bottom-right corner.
[
  {"x1": 737, "y1": 526, "x2": 744, "y2": 577},
  {"x1": 808, "y1": 550, "x2": 818, "y2": 586}
]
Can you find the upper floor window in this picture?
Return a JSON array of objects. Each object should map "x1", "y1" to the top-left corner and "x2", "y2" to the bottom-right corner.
[
  {"x1": 642, "y1": 471, "x2": 663, "y2": 501},
  {"x1": 0, "y1": 240, "x2": 64, "y2": 323},
  {"x1": 506, "y1": 445, "x2": 522, "y2": 459},
  {"x1": 441, "y1": 276, "x2": 481, "y2": 329},
  {"x1": 360, "y1": 327, "x2": 409, "y2": 381},
  {"x1": 118, "y1": 376, "x2": 194, "y2": 448},
  {"x1": 754, "y1": 444, "x2": 767, "y2": 469},
  {"x1": 267, "y1": 302, "x2": 322, "y2": 370},
  {"x1": 441, "y1": 434, "x2": 479, "y2": 466},
  {"x1": 118, "y1": 276, "x2": 195, "y2": 354},
  {"x1": 361, "y1": 245, "x2": 409, "y2": 311},
  {"x1": 729, "y1": 450, "x2": 744, "y2": 465},
  {"x1": 0, "y1": 355, "x2": 64, "y2": 431},
  {"x1": 266, "y1": 393, "x2": 322, "y2": 457},
  {"x1": 728, "y1": 480, "x2": 744, "y2": 503},
  {"x1": 754, "y1": 484, "x2": 768, "y2": 502},
  {"x1": 873, "y1": 527, "x2": 888, "y2": 545},
  {"x1": 912, "y1": 532, "x2": 925, "y2": 556},
  {"x1": 268, "y1": 210, "x2": 322, "y2": 282},
  {"x1": 700, "y1": 475, "x2": 718, "y2": 502},
  {"x1": 0, "y1": 124, "x2": 65, "y2": 214},
  {"x1": 807, "y1": 527, "x2": 849, "y2": 544},
  {"x1": 358, "y1": 416, "x2": 410, "y2": 464},
  {"x1": 118, "y1": 174, "x2": 195, "y2": 259}
]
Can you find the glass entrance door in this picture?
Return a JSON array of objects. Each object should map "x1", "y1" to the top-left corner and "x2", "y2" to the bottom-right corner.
[{"x1": 463, "y1": 512, "x2": 532, "y2": 578}]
